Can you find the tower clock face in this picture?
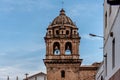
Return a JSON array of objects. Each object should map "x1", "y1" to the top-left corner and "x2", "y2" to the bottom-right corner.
[{"x1": 54, "y1": 49, "x2": 60, "y2": 55}]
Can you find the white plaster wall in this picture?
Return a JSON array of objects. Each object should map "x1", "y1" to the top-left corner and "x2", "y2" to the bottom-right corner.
[
  {"x1": 104, "y1": 0, "x2": 119, "y2": 43},
  {"x1": 96, "y1": 0, "x2": 120, "y2": 80},
  {"x1": 104, "y1": 2, "x2": 120, "y2": 79},
  {"x1": 29, "y1": 77, "x2": 35, "y2": 80},
  {"x1": 95, "y1": 63, "x2": 104, "y2": 80},
  {"x1": 37, "y1": 76, "x2": 45, "y2": 80},
  {"x1": 28, "y1": 75, "x2": 46, "y2": 80}
]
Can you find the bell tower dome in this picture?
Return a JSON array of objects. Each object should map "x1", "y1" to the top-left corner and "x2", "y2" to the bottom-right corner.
[{"x1": 44, "y1": 9, "x2": 82, "y2": 80}]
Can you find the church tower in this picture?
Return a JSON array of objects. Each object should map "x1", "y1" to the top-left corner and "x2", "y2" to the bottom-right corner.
[{"x1": 44, "y1": 9, "x2": 82, "y2": 80}]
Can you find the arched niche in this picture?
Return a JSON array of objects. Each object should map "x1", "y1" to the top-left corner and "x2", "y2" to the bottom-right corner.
[
  {"x1": 66, "y1": 30, "x2": 69, "y2": 35},
  {"x1": 56, "y1": 30, "x2": 59, "y2": 35},
  {"x1": 53, "y1": 42, "x2": 60, "y2": 55},
  {"x1": 65, "y1": 42, "x2": 72, "y2": 55},
  {"x1": 61, "y1": 70, "x2": 65, "y2": 78}
]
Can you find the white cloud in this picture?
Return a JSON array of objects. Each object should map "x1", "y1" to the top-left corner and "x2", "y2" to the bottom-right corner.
[
  {"x1": 0, "y1": 66, "x2": 24, "y2": 80},
  {"x1": 0, "y1": 0, "x2": 55, "y2": 13},
  {"x1": 0, "y1": 59, "x2": 45, "y2": 80},
  {"x1": 81, "y1": 52, "x2": 103, "y2": 65},
  {"x1": 0, "y1": 7, "x2": 14, "y2": 13},
  {"x1": 0, "y1": 53, "x2": 7, "y2": 56},
  {"x1": 0, "y1": 42, "x2": 45, "y2": 55},
  {"x1": 16, "y1": 43, "x2": 45, "y2": 53},
  {"x1": 81, "y1": 34, "x2": 102, "y2": 40},
  {"x1": 67, "y1": 2, "x2": 102, "y2": 18}
]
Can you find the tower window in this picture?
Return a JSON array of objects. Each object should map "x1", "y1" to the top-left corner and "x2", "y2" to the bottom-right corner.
[
  {"x1": 74, "y1": 31, "x2": 76, "y2": 34},
  {"x1": 66, "y1": 30, "x2": 69, "y2": 35},
  {"x1": 62, "y1": 31, "x2": 63, "y2": 34},
  {"x1": 61, "y1": 70, "x2": 65, "y2": 78},
  {"x1": 49, "y1": 31, "x2": 51, "y2": 34},
  {"x1": 56, "y1": 30, "x2": 59, "y2": 35}
]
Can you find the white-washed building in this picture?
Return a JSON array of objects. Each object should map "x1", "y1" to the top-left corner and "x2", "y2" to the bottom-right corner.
[
  {"x1": 96, "y1": 0, "x2": 120, "y2": 80},
  {"x1": 23, "y1": 72, "x2": 46, "y2": 80},
  {"x1": 95, "y1": 62, "x2": 104, "y2": 80}
]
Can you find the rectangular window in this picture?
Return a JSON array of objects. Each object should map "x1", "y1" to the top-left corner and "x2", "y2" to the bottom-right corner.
[
  {"x1": 105, "y1": 12, "x2": 107, "y2": 29},
  {"x1": 35, "y1": 76, "x2": 37, "y2": 80},
  {"x1": 112, "y1": 38, "x2": 115, "y2": 68},
  {"x1": 44, "y1": 76, "x2": 46, "y2": 80},
  {"x1": 109, "y1": 5, "x2": 112, "y2": 16},
  {"x1": 105, "y1": 54, "x2": 107, "y2": 76},
  {"x1": 61, "y1": 70, "x2": 65, "y2": 78}
]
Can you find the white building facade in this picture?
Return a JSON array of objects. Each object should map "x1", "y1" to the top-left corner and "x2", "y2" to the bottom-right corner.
[
  {"x1": 96, "y1": 0, "x2": 120, "y2": 80},
  {"x1": 95, "y1": 62, "x2": 104, "y2": 80},
  {"x1": 23, "y1": 72, "x2": 46, "y2": 80}
]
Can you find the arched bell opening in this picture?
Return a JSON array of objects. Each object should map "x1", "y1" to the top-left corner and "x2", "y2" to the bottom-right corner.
[
  {"x1": 65, "y1": 42, "x2": 72, "y2": 55},
  {"x1": 53, "y1": 42, "x2": 60, "y2": 55}
]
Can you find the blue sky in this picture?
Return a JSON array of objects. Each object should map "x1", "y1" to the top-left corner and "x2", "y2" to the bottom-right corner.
[{"x1": 0, "y1": 0, "x2": 103, "y2": 80}]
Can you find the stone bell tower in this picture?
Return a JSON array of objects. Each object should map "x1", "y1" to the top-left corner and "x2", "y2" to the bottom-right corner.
[{"x1": 44, "y1": 9, "x2": 82, "y2": 80}]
